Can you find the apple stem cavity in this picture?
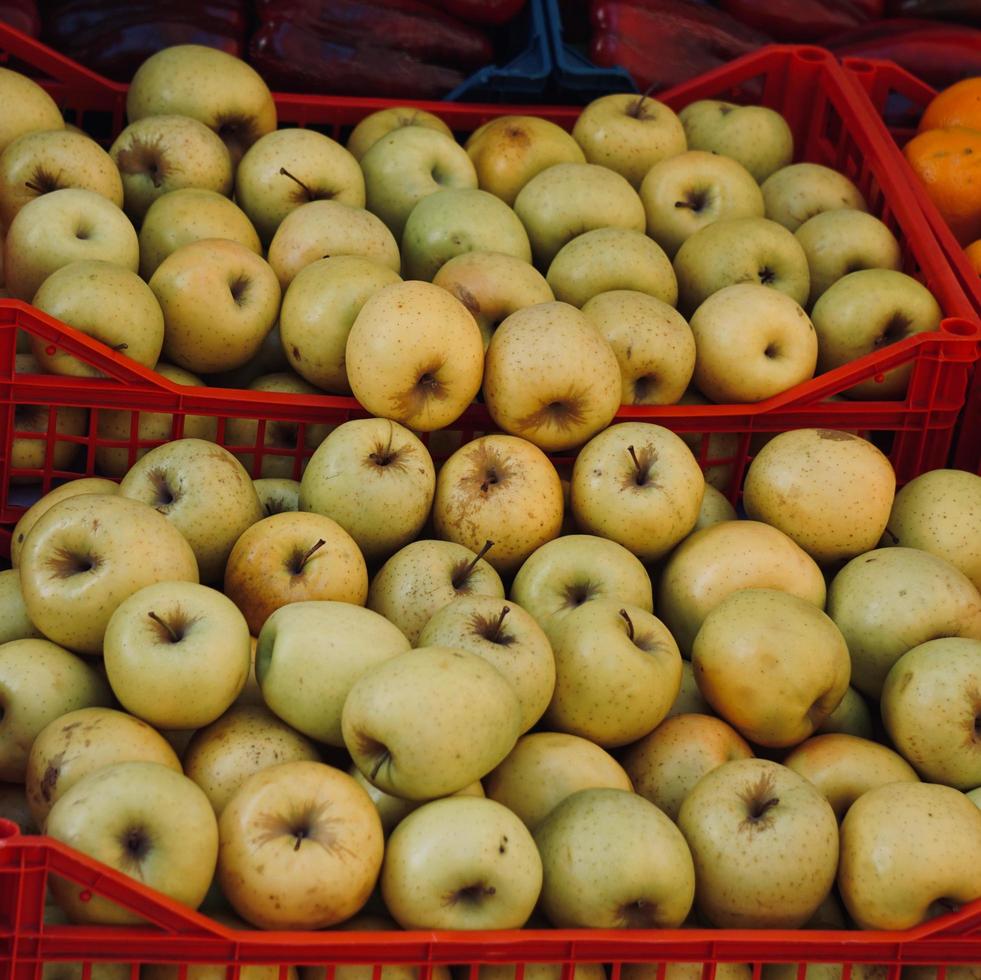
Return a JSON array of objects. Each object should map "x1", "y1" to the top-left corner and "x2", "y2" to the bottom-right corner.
[
  {"x1": 369, "y1": 423, "x2": 397, "y2": 467},
  {"x1": 290, "y1": 538, "x2": 326, "y2": 575},
  {"x1": 452, "y1": 540, "x2": 494, "y2": 590},
  {"x1": 447, "y1": 883, "x2": 497, "y2": 906},
  {"x1": 279, "y1": 167, "x2": 315, "y2": 201},
  {"x1": 148, "y1": 610, "x2": 181, "y2": 643},
  {"x1": 619, "y1": 608, "x2": 635, "y2": 642}
]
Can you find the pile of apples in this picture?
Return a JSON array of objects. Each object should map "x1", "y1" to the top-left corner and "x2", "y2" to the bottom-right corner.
[{"x1": 0, "y1": 39, "x2": 979, "y2": 968}]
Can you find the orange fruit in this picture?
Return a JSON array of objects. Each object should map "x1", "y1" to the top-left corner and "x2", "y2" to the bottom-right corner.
[
  {"x1": 919, "y1": 76, "x2": 981, "y2": 134},
  {"x1": 966, "y1": 239, "x2": 981, "y2": 278},
  {"x1": 903, "y1": 126, "x2": 981, "y2": 246}
]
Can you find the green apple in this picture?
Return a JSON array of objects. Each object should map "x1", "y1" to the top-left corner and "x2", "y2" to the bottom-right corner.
[
  {"x1": 483, "y1": 301, "x2": 621, "y2": 453},
  {"x1": 382, "y1": 796, "x2": 542, "y2": 929},
  {"x1": 535, "y1": 787, "x2": 695, "y2": 927},
  {"x1": 743, "y1": 428, "x2": 896, "y2": 566},
  {"x1": 882, "y1": 468, "x2": 981, "y2": 591},
  {"x1": 119, "y1": 438, "x2": 264, "y2": 585},
  {"x1": 689, "y1": 283, "x2": 817, "y2": 402},
  {"x1": 484, "y1": 731, "x2": 632, "y2": 831},
  {"x1": 110, "y1": 114, "x2": 232, "y2": 223},
  {"x1": 0, "y1": 128, "x2": 122, "y2": 229},
  {"x1": 826, "y1": 547, "x2": 981, "y2": 699},
  {"x1": 418, "y1": 595, "x2": 555, "y2": 734},
  {"x1": 103, "y1": 581, "x2": 252, "y2": 730},
  {"x1": 811, "y1": 269, "x2": 943, "y2": 399},
  {"x1": 266, "y1": 199, "x2": 401, "y2": 289},
  {"x1": 235, "y1": 127, "x2": 365, "y2": 245},
  {"x1": 678, "y1": 758, "x2": 839, "y2": 928},
  {"x1": 299, "y1": 417, "x2": 435, "y2": 565},
  {"x1": 0, "y1": 638, "x2": 111, "y2": 782},
  {"x1": 401, "y1": 187, "x2": 531, "y2": 282},
  {"x1": 362, "y1": 125, "x2": 476, "y2": 241},
  {"x1": 466, "y1": 114, "x2": 585, "y2": 206},
  {"x1": 346, "y1": 279, "x2": 484, "y2": 432},
  {"x1": 881, "y1": 637, "x2": 981, "y2": 789},
  {"x1": 640, "y1": 149, "x2": 764, "y2": 258},
  {"x1": 432, "y1": 433, "x2": 563, "y2": 576},
  {"x1": 657, "y1": 519, "x2": 826, "y2": 657},
  {"x1": 138, "y1": 188, "x2": 261, "y2": 280},
  {"x1": 622, "y1": 713, "x2": 753, "y2": 822},
  {"x1": 546, "y1": 227, "x2": 677, "y2": 308},
  {"x1": 572, "y1": 94, "x2": 687, "y2": 189},
  {"x1": 761, "y1": 162, "x2": 867, "y2": 232},
  {"x1": 514, "y1": 162, "x2": 645, "y2": 270},
  {"x1": 46, "y1": 761, "x2": 218, "y2": 923},
  {"x1": 3, "y1": 187, "x2": 138, "y2": 301},
  {"x1": 837, "y1": 781, "x2": 981, "y2": 930},
  {"x1": 255, "y1": 600, "x2": 410, "y2": 746},
  {"x1": 783, "y1": 733, "x2": 919, "y2": 821},
  {"x1": 341, "y1": 646, "x2": 522, "y2": 800},
  {"x1": 25, "y1": 706, "x2": 181, "y2": 829},
  {"x1": 149, "y1": 238, "x2": 281, "y2": 375},
  {"x1": 795, "y1": 209, "x2": 901, "y2": 306},
  {"x1": 692, "y1": 588, "x2": 851, "y2": 748},
  {"x1": 367, "y1": 539, "x2": 504, "y2": 646},
  {"x1": 0, "y1": 569, "x2": 40, "y2": 644},
  {"x1": 31, "y1": 260, "x2": 164, "y2": 375},
  {"x1": 280, "y1": 255, "x2": 402, "y2": 394},
  {"x1": 544, "y1": 599, "x2": 681, "y2": 747},
  {"x1": 673, "y1": 215, "x2": 810, "y2": 316},
  {"x1": 582, "y1": 289, "x2": 695, "y2": 406},
  {"x1": 126, "y1": 44, "x2": 276, "y2": 165},
  {"x1": 432, "y1": 250, "x2": 553, "y2": 350},
  {"x1": 19, "y1": 493, "x2": 199, "y2": 656},
  {"x1": 571, "y1": 421, "x2": 704, "y2": 563},
  {"x1": 346, "y1": 106, "x2": 452, "y2": 162},
  {"x1": 0, "y1": 66, "x2": 64, "y2": 156},
  {"x1": 678, "y1": 99, "x2": 793, "y2": 183},
  {"x1": 183, "y1": 704, "x2": 320, "y2": 815}
]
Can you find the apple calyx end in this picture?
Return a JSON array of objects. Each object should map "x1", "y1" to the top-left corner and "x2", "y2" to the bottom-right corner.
[
  {"x1": 444, "y1": 882, "x2": 497, "y2": 907},
  {"x1": 617, "y1": 897, "x2": 661, "y2": 929}
]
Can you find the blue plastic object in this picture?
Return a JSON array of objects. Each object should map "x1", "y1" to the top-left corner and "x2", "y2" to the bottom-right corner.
[
  {"x1": 543, "y1": 0, "x2": 636, "y2": 99},
  {"x1": 446, "y1": 0, "x2": 552, "y2": 101}
]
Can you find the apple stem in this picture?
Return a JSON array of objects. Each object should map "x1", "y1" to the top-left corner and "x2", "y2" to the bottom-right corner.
[
  {"x1": 628, "y1": 83, "x2": 659, "y2": 118},
  {"x1": 24, "y1": 179, "x2": 45, "y2": 193},
  {"x1": 619, "y1": 608, "x2": 634, "y2": 642},
  {"x1": 279, "y1": 167, "x2": 313, "y2": 199},
  {"x1": 111, "y1": 342, "x2": 129, "y2": 352},
  {"x1": 489, "y1": 605, "x2": 510, "y2": 643},
  {"x1": 627, "y1": 444, "x2": 641, "y2": 473},
  {"x1": 454, "y1": 540, "x2": 494, "y2": 589},
  {"x1": 296, "y1": 538, "x2": 326, "y2": 573},
  {"x1": 148, "y1": 610, "x2": 180, "y2": 643}
]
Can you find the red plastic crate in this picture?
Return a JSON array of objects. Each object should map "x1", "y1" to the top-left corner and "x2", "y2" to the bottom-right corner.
[
  {"x1": 1, "y1": 819, "x2": 980, "y2": 979},
  {"x1": 842, "y1": 55, "x2": 981, "y2": 475},
  {"x1": 0, "y1": 37, "x2": 978, "y2": 527},
  {"x1": 0, "y1": 30, "x2": 980, "y2": 975}
]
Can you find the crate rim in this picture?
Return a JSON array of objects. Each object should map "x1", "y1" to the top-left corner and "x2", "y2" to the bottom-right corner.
[{"x1": 1, "y1": 820, "x2": 980, "y2": 965}]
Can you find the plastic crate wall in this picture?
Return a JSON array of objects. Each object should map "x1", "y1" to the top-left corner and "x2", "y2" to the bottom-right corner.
[{"x1": 843, "y1": 55, "x2": 981, "y2": 475}]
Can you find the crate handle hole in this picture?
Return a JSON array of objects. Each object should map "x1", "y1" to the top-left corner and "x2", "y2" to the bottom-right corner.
[{"x1": 942, "y1": 319, "x2": 979, "y2": 337}]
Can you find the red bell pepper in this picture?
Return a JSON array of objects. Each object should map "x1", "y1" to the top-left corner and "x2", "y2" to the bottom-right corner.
[
  {"x1": 827, "y1": 24, "x2": 981, "y2": 89},
  {"x1": 257, "y1": 0, "x2": 494, "y2": 70},
  {"x1": 0, "y1": 0, "x2": 39, "y2": 37},
  {"x1": 435, "y1": 0, "x2": 525, "y2": 26},
  {"x1": 249, "y1": 16, "x2": 466, "y2": 99},
  {"x1": 717, "y1": 0, "x2": 877, "y2": 42},
  {"x1": 886, "y1": 0, "x2": 981, "y2": 25},
  {"x1": 589, "y1": 0, "x2": 772, "y2": 45}
]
